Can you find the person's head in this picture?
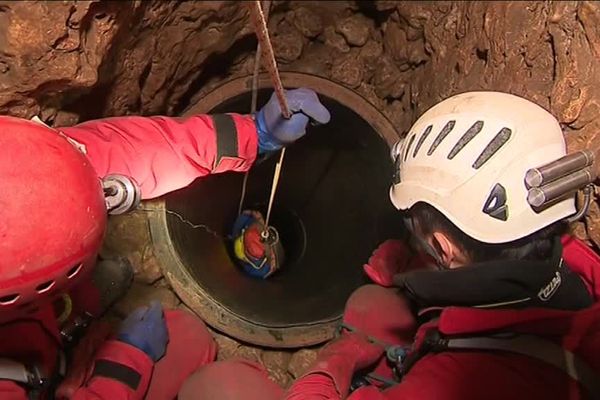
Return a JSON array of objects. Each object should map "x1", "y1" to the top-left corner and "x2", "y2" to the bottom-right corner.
[
  {"x1": 0, "y1": 116, "x2": 107, "y2": 322},
  {"x1": 390, "y1": 92, "x2": 574, "y2": 269}
]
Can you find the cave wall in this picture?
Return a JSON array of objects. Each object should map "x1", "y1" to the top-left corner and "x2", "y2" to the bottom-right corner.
[{"x1": 0, "y1": 0, "x2": 253, "y2": 123}]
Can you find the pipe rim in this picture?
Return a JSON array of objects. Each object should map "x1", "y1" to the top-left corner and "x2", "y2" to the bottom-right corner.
[{"x1": 148, "y1": 72, "x2": 400, "y2": 348}]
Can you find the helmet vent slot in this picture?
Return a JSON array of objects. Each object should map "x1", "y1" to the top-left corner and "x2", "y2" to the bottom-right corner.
[
  {"x1": 472, "y1": 127, "x2": 512, "y2": 169},
  {"x1": 403, "y1": 134, "x2": 416, "y2": 162},
  {"x1": 447, "y1": 121, "x2": 484, "y2": 160},
  {"x1": 35, "y1": 280, "x2": 55, "y2": 294},
  {"x1": 413, "y1": 125, "x2": 432, "y2": 158},
  {"x1": 0, "y1": 294, "x2": 20, "y2": 305},
  {"x1": 427, "y1": 120, "x2": 456, "y2": 156},
  {"x1": 67, "y1": 263, "x2": 83, "y2": 279}
]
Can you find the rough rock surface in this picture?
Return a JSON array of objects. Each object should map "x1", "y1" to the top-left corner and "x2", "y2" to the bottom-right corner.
[
  {"x1": 0, "y1": 1, "x2": 252, "y2": 119},
  {"x1": 101, "y1": 211, "x2": 164, "y2": 284},
  {"x1": 4, "y1": 0, "x2": 600, "y2": 390},
  {"x1": 288, "y1": 348, "x2": 319, "y2": 378},
  {"x1": 113, "y1": 281, "x2": 180, "y2": 318}
]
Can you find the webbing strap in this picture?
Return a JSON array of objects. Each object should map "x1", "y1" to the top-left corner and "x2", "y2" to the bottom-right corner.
[
  {"x1": 92, "y1": 359, "x2": 141, "y2": 390},
  {"x1": 0, "y1": 358, "x2": 32, "y2": 384},
  {"x1": 445, "y1": 335, "x2": 600, "y2": 399},
  {"x1": 211, "y1": 114, "x2": 239, "y2": 167}
]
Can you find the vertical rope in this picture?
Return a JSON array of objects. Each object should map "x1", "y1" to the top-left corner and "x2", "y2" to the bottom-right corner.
[
  {"x1": 247, "y1": 0, "x2": 291, "y2": 118},
  {"x1": 246, "y1": 0, "x2": 290, "y2": 229},
  {"x1": 238, "y1": 0, "x2": 272, "y2": 216}
]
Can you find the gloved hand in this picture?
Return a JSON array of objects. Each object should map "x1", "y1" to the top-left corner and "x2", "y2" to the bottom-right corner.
[
  {"x1": 364, "y1": 240, "x2": 436, "y2": 287},
  {"x1": 256, "y1": 88, "x2": 331, "y2": 153},
  {"x1": 319, "y1": 331, "x2": 385, "y2": 371},
  {"x1": 363, "y1": 240, "x2": 412, "y2": 287},
  {"x1": 290, "y1": 331, "x2": 385, "y2": 399},
  {"x1": 117, "y1": 301, "x2": 169, "y2": 362}
]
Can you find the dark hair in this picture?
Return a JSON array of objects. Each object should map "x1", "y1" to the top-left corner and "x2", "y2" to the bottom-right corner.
[{"x1": 409, "y1": 202, "x2": 567, "y2": 263}]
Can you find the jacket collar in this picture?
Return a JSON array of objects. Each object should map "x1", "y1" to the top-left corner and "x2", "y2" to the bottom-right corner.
[{"x1": 395, "y1": 238, "x2": 593, "y2": 316}]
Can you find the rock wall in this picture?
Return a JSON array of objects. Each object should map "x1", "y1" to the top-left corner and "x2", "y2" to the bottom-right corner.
[{"x1": 0, "y1": 0, "x2": 252, "y2": 122}]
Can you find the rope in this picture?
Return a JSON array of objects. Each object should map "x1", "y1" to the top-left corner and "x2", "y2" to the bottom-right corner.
[
  {"x1": 246, "y1": 0, "x2": 291, "y2": 230},
  {"x1": 238, "y1": 0, "x2": 272, "y2": 216},
  {"x1": 250, "y1": 0, "x2": 271, "y2": 115},
  {"x1": 247, "y1": 1, "x2": 291, "y2": 118},
  {"x1": 265, "y1": 148, "x2": 285, "y2": 228}
]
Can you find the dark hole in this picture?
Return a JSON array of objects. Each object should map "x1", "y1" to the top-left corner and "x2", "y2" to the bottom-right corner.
[
  {"x1": 476, "y1": 48, "x2": 489, "y2": 62},
  {"x1": 67, "y1": 263, "x2": 83, "y2": 279},
  {"x1": 35, "y1": 280, "x2": 55, "y2": 293},
  {"x1": 0, "y1": 293, "x2": 19, "y2": 305},
  {"x1": 164, "y1": 89, "x2": 400, "y2": 328}
]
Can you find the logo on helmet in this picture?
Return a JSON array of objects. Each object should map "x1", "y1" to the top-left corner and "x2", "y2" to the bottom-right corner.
[{"x1": 482, "y1": 183, "x2": 508, "y2": 221}]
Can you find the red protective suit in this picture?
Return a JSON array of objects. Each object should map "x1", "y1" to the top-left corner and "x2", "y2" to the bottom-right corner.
[
  {"x1": 0, "y1": 113, "x2": 258, "y2": 399},
  {"x1": 61, "y1": 114, "x2": 258, "y2": 199},
  {"x1": 282, "y1": 235, "x2": 600, "y2": 400}
]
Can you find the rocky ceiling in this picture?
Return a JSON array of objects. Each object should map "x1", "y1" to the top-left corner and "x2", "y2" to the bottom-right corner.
[{"x1": 1, "y1": 0, "x2": 600, "y2": 245}]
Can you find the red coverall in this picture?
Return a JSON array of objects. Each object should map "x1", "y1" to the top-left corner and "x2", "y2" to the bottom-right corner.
[
  {"x1": 0, "y1": 113, "x2": 258, "y2": 399},
  {"x1": 280, "y1": 235, "x2": 600, "y2": 399},
  {"x1": 177, "y1": 235, "x2": 600, "y2": 400}
]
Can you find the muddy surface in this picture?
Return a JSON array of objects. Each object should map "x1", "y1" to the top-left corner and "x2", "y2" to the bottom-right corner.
[{"x1": 3, "y1": 0, "x2": 600, "y2": 388}]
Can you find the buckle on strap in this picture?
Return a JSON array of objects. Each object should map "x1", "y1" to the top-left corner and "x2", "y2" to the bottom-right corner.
[{"x1": 0, "y1": 358, "x2": 49, "y2": 389}]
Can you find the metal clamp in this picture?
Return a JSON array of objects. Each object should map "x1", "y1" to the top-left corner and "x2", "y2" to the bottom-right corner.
[
  {"x1": 102, "y1": 174, "x2": 141, "y2": 215},
  {"x1": 566, "y1": 184, "x2": 595, "y2": 223}
]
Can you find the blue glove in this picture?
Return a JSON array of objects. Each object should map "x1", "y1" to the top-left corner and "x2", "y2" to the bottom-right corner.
[
  {"x1": 117, "y1": 301, "x2": 169, "y2": 362},
  {"x1": 256, "y1": 88, "x2": 331, "y2": 153}
]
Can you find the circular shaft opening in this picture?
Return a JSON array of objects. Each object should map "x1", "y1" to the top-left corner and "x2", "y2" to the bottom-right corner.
[{"x1": 149, "y1": 73, "x2": 402, "y2": 347}]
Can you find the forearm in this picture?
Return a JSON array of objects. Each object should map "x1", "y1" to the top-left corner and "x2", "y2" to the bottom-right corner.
[{"x1": 60, "y1": 114, "x2": 258, "y2": 199}]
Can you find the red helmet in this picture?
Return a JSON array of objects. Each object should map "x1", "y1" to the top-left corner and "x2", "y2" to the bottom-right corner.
[{"x1": 0, "y1": 116, "x2": 106, "y2": 320}]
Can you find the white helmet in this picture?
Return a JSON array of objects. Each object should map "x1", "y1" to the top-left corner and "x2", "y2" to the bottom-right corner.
[{"x1": 390, "y1": 91, "x2": 576, "y2": 244}]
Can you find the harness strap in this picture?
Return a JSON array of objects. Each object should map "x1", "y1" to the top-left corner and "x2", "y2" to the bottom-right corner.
[
  {"x1": 0, "y1": 351, "x2": 66, "y2": 400},
  {"x1": 402, "y1": 330, "x2": 600, "y2": 399},
  {"x1": 0, "y1": 358, "x2": 35, "y2": 385},
  {"x1": 444, "y1": 334, "x2": 600, "y2": 399}
]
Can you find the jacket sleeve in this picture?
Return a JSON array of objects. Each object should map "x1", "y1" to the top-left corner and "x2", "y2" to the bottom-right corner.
[
  {"x1": 285, "y1": 373, "x2": 341, "y2": 400},
  {"x1": 285, "y1": 374, "x2": 400, "y2": 400},
  {"x1": 71, "y1": 340, "x2": 154, "y2": 400},
  {"x1": 59, "y1": 114, "x2": 259, "y2": 200}
]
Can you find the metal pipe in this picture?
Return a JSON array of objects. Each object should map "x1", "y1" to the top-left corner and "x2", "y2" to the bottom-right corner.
[
  {"x1": 527, "y1": 168, "x2": 594, "y2": 208},
  {"x1": 525, "y1": 150, "x2": 594, "y2": 188}
]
